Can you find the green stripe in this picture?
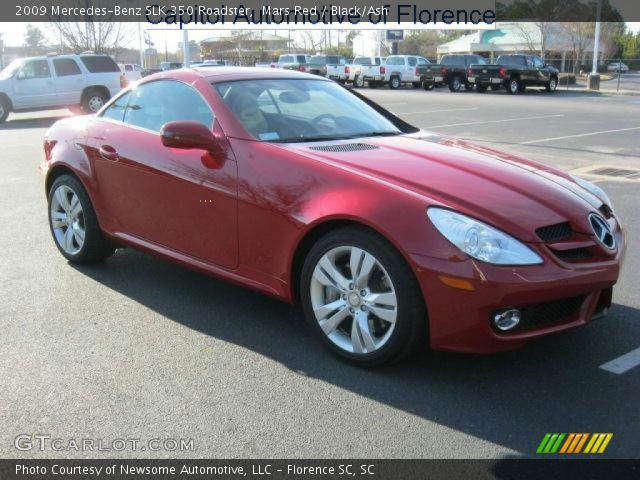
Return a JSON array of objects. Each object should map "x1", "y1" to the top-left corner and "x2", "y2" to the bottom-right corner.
[
  {"x1": 537, "y1": 433, "x2": 552, "y2": 453},
  {"x1": 550, "y1": 433, "x2": 566, "y2": 453},
  {"x1": 544, "y1": 434, "x2": 559, "y2": 453}
]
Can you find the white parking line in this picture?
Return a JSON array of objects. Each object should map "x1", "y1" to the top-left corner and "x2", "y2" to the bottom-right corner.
[
  {"x1": 599, "y1": 346, "x2": 640, "y2": 375},
  {"x1": 380, "y1": 102, "x2": 409, "y2": 107},
  {"x1": 521, "y1": 126, "x2": 640, "y2": 145},
  {"x1": 404, "y1": 107, "x2": 480, "y2": 115},
  {"x1": 423, "y1": 114, "x2": 564, "y2": 129}
]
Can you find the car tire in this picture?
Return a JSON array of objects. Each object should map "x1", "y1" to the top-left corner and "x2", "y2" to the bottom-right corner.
[
  {"x1": 412, "y1": 82, "x2": 421, "y2": 88},
  {"x1": 464, "y1": 83, "x2": 474, "y2": 91},
  {"x1": 48, "y1": 175, "x2": 115, "y2": 264},
  {"x1": 300, "y1": 226, "x2": 426, "y2": 367},
  {"x1": 82, "y1": 88, "x2": 108, "y2": 114},
  {"x1": 546, "y1": 76, "x2": 558, "y2": 92},
  {"x1": 507, "y1": 77, "x2": 520, "y2": 94},
  {"x1": 354, "y1": 75, "x2": 364, "y2": 88},
  {"x1": 0, "y1": 97, "x2": 10, "y2": 123},
  {"x1": 448, "y1": 75, "x2": 463, "y2": 92},
  {"x1": 389, "y1": 76, "x2": 401, "y2": 89},
  {"x1": 422, "y1": 82, "x2": 434, "y2": 91},
  {"x1": 476, "y1": 84, "x2": 488, "y2": 93}
]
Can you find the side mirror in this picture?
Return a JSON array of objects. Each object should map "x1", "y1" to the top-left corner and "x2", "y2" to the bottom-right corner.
[
  {"x1": 16, "y1": 70, "x2": 26, "y2": 80},
  {"x1": 160, "y1": 121, "x2": 220, "y2": 152}
]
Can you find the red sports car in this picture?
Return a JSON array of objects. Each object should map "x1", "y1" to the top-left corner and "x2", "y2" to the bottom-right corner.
[{"x1": 41, "y1": 68, "x2": 625, "y2": 366}]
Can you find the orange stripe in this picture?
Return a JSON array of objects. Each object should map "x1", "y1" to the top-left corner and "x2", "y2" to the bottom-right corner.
[
  {"x1": 598, "y1": 434, "x2": 613, "y2": 453},
  {"x1": 560, "y1": 434, "x2": 575, "y2": 453},
  {"x1": 574, "y1": 433, "x2": 589, "y2": 453},
  {"x1": 567, "y1": 434, "x2": 582, "y2": 453}
]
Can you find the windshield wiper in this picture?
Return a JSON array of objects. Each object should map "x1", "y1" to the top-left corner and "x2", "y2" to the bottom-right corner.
[{"x1": 272, "y1": 131, "x2": 400, "y2": 144}]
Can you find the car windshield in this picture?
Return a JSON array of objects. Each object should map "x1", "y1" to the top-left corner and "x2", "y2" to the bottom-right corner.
[
  {"x1": 0, "y1": 59, "x2": 23, "y2": 80},
  {"x1": 215, "y1": 79, "x2": 402, "y2": 143}
]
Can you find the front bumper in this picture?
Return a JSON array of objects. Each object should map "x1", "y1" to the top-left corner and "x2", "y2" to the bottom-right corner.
[{"x1": 409, "y1": 233, "x2": 626, "y2": 353}]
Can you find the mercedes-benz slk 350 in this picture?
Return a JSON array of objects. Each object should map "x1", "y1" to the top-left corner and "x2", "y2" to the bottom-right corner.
[{"x1": 41, "y1": 68, "x2": 625, "y2": 366}]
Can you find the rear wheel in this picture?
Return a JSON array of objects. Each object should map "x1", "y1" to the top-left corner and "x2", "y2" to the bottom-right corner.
[
  {"x1": 422, "y1": 82, "x2": 434, "y2": 91},
  {"x1": 507, "y1": 77, "x2": 520, "y2": 94},
  {"x1": 48, "y1": 175, "x2": 114, "y2": 264},
  {"x1": 300, "y1": 226, "x2": 426, "y2": 366},
  {"x1": 546, "y1": 76, "x2": 558, "y2": 92},
  {"x1": 82, "y1": 88, "x2": 108, "y2": 113},
  {"x1": 389, "y1": 76, "x2": 401, "y2": 89},
  {"x1": 0, "y1": 97, "x2": 10, "y2": 123},
  {"x1": 464, "y1": 83, "x2": 474, "y2": 91},
  {"x1": 448, "y1": 75, "x2": 462, "y2": 92},
  {"x1": 353, "y1": 75, "x2": 364, "y2": 88}
]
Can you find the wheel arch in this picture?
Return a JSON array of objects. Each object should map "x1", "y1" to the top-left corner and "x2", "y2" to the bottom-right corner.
[
  {"x1": 81, "y1": 85, "x2": 111, "y2": 103},
  {"x1": 0, "y1": 92, "x2": 14, "y2": 111}
]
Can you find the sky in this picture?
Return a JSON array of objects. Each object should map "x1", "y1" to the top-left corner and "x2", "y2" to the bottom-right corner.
[{"x1": 1, "y1": 22, "x2": 639, "y2": 57}]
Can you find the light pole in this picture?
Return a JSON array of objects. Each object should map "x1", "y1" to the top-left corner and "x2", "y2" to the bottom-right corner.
[
  {"x1": 588, "y1": 0, "x2": 602, "y2": 90},
  {"x1": 182, "y1": 29, "x2": 190, "y2": 67}
]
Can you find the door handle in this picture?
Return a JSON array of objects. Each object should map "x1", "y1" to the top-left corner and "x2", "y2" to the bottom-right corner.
[{"x1": 99, "y1": 145, "x2": 119, "y2": 161}]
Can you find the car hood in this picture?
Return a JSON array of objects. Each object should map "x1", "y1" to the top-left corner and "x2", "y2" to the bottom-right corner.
[{"x1": 282, "y1": 132, "x2": 605, "y2": 243}]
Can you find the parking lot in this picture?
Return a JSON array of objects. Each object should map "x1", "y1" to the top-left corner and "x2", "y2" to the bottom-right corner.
[{"x1": 1, "y1": 86, "x2": 638, "y2": 459}]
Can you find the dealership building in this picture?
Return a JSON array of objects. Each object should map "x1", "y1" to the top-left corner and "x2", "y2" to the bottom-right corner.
[{"x1": 437, "y1": 22, "x2": 600, "y2": 72}]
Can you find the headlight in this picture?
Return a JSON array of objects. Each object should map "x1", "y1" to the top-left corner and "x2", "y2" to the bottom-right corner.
[
  {"x1": 427, "y1": 208, "x2": 543, "y2": 265},
  {"x1": 571, "y1": 176, "x2": 613, "y2": 210}
]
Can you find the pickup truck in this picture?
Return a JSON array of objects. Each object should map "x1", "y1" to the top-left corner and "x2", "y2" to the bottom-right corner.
[
  {"x1": 346, "y1": 56, "x2": 386, "y2": 88},
  {"x1": 384, "y1": 55, "x2": 431, "y2": 89},
  {"x1": 420, "y1": 54, "x2": 488, "y2": 92},
  {"x1": 467, "y1": 54, "x2": 559, "y2": 94},
  {"x1": 277, "y1": 53, "x2": 311, "y2": 72},
  {"x1": 306, "y1": 55, "x2": 348, "y2": 82},
  {"x1": 0, "y1": 53, "x2": 123, "y2": 123}
]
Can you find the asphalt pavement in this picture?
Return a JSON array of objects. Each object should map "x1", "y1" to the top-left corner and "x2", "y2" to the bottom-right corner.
[{"x1": 0, "y1": 85, "x2": 638, "y2": 459}]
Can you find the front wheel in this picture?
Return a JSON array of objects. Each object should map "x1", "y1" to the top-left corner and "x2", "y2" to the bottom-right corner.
[
  {"x1": 0, "y1": 97, "x2": 10, "y2": 123},
  {"x1": 48, "y1": 175, "x2": 114, "y2": 264},
  {"x1": 300, "y1": 227, "x2": 426, "y2": 366},
  {"x1": 82, "y1": 89, "x2": 108, "y2": 113},
  {"x1": 546, "y1": 77, "x2": 558, "y2": 92}
]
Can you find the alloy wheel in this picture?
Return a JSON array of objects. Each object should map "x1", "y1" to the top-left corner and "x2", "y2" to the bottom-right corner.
[
  {"x1": 50, "y1": 185, "x2": 85, "y2": 255},
  {"x1": 309, "y1": 246, "x2": 398, "y2": 355},
  {"x1": 88, "y1": 96, "x2": 105, "y2": 113},
  {"x1": 549, "y1": 78, "x2": 557, "y2": 91},
  {"x1": 510, "y1": 79, "x2": 519, "y2": 93}
]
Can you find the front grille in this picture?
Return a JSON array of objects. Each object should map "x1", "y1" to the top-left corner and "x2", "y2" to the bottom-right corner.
[
  {"x1": 553, "y1": 248, "x2": 593, "y2": 261},
  {"x1": 493, "y1": 296, "x2": 586, "y2": 332},
  {"x1": 535, "y1": 222, "x2": 573, "y2": 242},
  {"x1": 309, "y1": 143, "x2": 378, "y2": 153}
]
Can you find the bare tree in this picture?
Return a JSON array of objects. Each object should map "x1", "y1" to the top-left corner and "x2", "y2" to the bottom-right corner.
[
  {"x1": 564, "y1": 22, "x2": 593, "y2": 73},
  {"x1": 516, "y1": 22, "x2": 553, "y2": 58}
]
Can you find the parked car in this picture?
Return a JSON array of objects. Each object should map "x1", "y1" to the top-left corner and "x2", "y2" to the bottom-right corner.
[
  {"x1": 421, "y1": 54, "x2": 488, "y2": 91},
  {"x1": 467, "y1": 54, "x2": 559, "y2": 94},
  {"x1": 383, "y1": 55, "x2": 431, "y2": 89},
  {"x1": 305, "y1": 55, "x2": 347, "y2": 79},
  {"x1": 159, "y1": 61, "x2": 183, "y2": 71},
  {"x1": 607, "y1": 62, "x2": 629, "y2": 73},
  {"x1": 0, "y1": 53, "x2": 123, "y2": 123},
  {"x1": 277, "y1": 53, "x2": 311, "y2": 72},
  {"x1": 255, "y1": 61, "x2": 278, "y2": 68},
  {"x1": 41, "y1": 68, "x2": 624, "y2": 366},
  {"x1": 141, "y1": 68, "x2": 162, "y2": 77},
  {"x1": 118, "y1": 63, "x2": 143, "y2": 83},
  {"x1": 347, "y1": 56, "x2": 386, "y2": 88}
]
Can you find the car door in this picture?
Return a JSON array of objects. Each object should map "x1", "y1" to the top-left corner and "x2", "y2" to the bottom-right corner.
[
  {"x1": 52, "y1": 58, "x2": 84, "y2": 105},
  {"x1": 11, "y1": 59, "x2": 56, "y2": 109},
  {"x1": 532, "y1": 56, "x2": 549, "y2": 85},
  {"x1": 90, "y1": 80, "x2": 239, "y2": 269}
]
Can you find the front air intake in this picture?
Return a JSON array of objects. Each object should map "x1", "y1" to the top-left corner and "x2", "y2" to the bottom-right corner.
[{"x1": 309, "y1": 143, "x2": 379, "y2": 153}]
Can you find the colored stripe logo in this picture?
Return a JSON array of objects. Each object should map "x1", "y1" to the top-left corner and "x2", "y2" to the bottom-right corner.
[{"x1": 537, "y1": 433, "x2": 613, "y2": 454}]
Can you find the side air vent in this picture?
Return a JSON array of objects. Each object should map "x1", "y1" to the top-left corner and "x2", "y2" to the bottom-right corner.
[
  {"x1": 309, "y1": 143, "x2": 379, "y2": 153},
  {"x1": 535, "y1": 222, "x2": 573, "y2": 242}
]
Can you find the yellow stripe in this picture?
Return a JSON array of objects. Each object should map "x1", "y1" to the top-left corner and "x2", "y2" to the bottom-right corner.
[
  {"x1": 597, "y1": 434, "x2": 613, "y2": 453},
  {"x1": 590, "y1": 434, "x2": 606, "y2": 454},
  {"x1": 567, "y1": 434, "x2": 582, "y2": 453},
  {"x1": 584, "y1": 434, "x2": 598, "y2": 453},
  {"x1": 560, "y1": 434, "x2": 575, "y2": 453},
  {"x1": 574, "y1": 434, "x2": 589, "y2": 453}
]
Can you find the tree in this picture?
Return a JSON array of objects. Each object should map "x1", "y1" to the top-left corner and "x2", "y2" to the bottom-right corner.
[
  {"x1": 398, "y1": 31, "x2": 440, "y2": 60},
  {"x1": 52, "y1": 21, "x2": 133, "y2": 54},
  {"x1": 564, "y1": 22, "x2": 594, "y2": 73},
  {"x1": 24, "y1": 24, "x2": 47, "y2": 55}
]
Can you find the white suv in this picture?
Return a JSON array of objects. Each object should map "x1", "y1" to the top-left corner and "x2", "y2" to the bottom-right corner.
[{"x1": 0, "y1": 54, "x2": 123, "y2": 123}]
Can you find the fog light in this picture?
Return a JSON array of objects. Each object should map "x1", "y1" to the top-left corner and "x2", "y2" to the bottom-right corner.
[{"x1": 493, "y1": 309, "x2": 522, "y2": 331}]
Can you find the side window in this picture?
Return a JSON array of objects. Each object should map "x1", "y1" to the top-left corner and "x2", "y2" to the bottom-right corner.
[
  {"x1": 125, "y1": 65, "x2": 133, "y2": 71},
  {"x1": 80, "y1": 56, "x2": 120, "y2": 73},
  {"x1": 123, "y1": 80, "x2": 214, "y2": 133},
  {"x1": 53, "y1": 58, "x2": 81, "y2": 76},
  {"x1": 417, "y1": 57, "x2": 429, "y2": 65},
  {"x1": 101, "y1": 92, "x2": 131, "y2": 122},
  {"x1": 526, "y1": 56, "x2": 534, "y2": 68},
  {"x1": 533, "y1": 56, "x2": 545, "y2": 68},
  {"x1": 408, "y1": 57, "x2": 417, "y2": 67},
  {"x1": 134, "y1": 65, "x2": 142, "y2": 71},
  {"x1": 19, "y1": 60, "x2": 51, "y2": 79}
]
